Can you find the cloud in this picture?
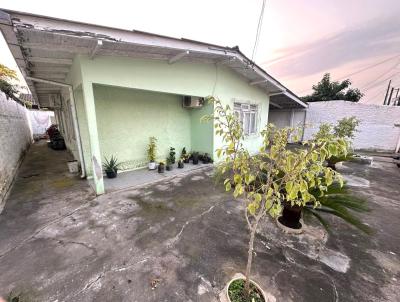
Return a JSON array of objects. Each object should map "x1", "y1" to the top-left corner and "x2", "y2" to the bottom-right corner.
[{"x1": 262, "y1": 14, "x2": 400, "y2": 79}]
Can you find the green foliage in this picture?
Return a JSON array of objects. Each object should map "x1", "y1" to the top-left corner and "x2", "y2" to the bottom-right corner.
[
  {"x1": 334, "y1": 116, "x2": 360, "y2": 139},
  {"x1": 0, "y1": 63, "x2": 17, "y2": 80},
  {"x1": 304, "y1": 183, "x2": 372, "y2": 234},
  {"x1": 103, "y1": 155, "x2": 121, "y2": 173},
  {"x1": 181, "y1": 147, "x2": 188, "y2": 160},
  {"x1": 6, "y1": 290, "x2": 32, "y2": 302},
  {"x1": 302, "y1": 73, "x2": 363, "y2": 103},
  {"x1": 147, "y1": 137, "x2": 157, "y2": 162},
  {"x1": 0, "y1": 64, "x2": 19, "y2": 100},
  {"x1": 168, "y1": 147, "x2": 176, "y2": 164},
  {"x1": 204, "y1": 96, "x2": 349, "y2": 295},
  {"x1": 314, "y1": 117, "x2": 359, "y2": 169},
  {"x1": 228, "y1": 279, "x2": 264, "y2": 302},
  {"x1": 0, "y1": 79, "x2": 18, "y2": 100}
]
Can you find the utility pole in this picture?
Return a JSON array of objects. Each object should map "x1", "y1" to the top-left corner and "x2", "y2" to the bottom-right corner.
[
  {"x1": 383, "y1": 79, "x2": 392, "y2": 105},
  {"x1": 387, "y1": 87, "x2": 394, "y2": 105}
]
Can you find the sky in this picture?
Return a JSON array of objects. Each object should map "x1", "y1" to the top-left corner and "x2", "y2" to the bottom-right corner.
[{"x1": 1, "y1": 0, "x2": 400, "y2": 104}]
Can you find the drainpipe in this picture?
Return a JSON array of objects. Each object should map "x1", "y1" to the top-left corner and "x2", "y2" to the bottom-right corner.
[
  {"x1": 301, "y1": 109, "x2": 307, "y2": 142},
  {"x1": 27, "y1": 76, "x2": 86, "y2": 178}
]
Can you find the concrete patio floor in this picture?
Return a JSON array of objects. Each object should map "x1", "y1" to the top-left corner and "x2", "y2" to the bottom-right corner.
[
  {"x1": 89, "y1": 162, "x2": 212, "y2": 193},
  {"x1": 0, "y1": 142, "x2": 399, "y2": 301}
]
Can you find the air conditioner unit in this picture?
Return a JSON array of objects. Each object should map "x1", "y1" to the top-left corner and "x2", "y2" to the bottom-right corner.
[{"x1": 182, "y1": 96, "x2": 205, "y2": 108}]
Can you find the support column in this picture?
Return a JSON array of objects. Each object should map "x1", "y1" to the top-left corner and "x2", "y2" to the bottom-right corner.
[{"x1": 82, "y1": 82, "x2": 105, "y2": 195}]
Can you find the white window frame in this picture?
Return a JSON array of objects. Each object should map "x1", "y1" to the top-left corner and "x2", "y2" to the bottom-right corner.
[{"x1": 234, "y1": 102, "x2": 258, "y2": 136}]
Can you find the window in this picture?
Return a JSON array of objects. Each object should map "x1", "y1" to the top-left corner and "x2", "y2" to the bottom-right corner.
[{"x1": 234, "y1": 102, "x2": 258, "y2": 135}]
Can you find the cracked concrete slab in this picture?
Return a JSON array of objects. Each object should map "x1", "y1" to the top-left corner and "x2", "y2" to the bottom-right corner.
[{"x1": 0, "y1": 143, "x2": 399, "y2": 301}]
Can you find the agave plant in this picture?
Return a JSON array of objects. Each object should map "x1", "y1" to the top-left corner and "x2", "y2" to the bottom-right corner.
[
  {"x1": 103, "y1": 155, "x2": 121, "y2": 173},
  {"x1": 304, "y1": 183, "x2": 372, "y2": 234}
]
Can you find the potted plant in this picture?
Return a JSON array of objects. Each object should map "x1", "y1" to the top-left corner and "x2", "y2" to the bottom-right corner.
[
  {"x1": 178, "y1": 159, "x2": 184, "y2": 168},
  {"x1": 314, "y1": 117, "x2": 359, "y2": 170},
  {"x1": 166, "y1": 158, "x2": 173, "y2": 171},
  {"x1": 202, "y1": 153, "x2": 212, "y2": 164},
  {"x1": 147, "y1": 137, "x2": 157, "y2": 170},
  {"x1": 192, "y1": 151, "x2": 199, "y2": 165},
  {"x1": 169, "y1": 147, "x2": 176, "y2": 164},
  {"x1": 158, "y1": 161, "x2": 165, "y2": 173},
  {"x1": 203, "y1": 97, "x2": 348, "y2": 301},
  {"x1": 181, "y1": 147, "x2": 190, "y2": 163},
  {"x1": 103, "y1": 155, "x2": 121, "y2": 178}
]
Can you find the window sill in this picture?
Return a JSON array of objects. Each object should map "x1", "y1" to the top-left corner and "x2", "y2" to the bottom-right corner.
[{"x1": 244, "y1": 133, "x2": 260, "y2": 139}]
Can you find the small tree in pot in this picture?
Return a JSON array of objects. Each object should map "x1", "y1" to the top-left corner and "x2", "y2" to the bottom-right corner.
[
  {"x1": 166, "y1": 158, "x2": 173, "y2": 171},
  {"x1": 147, "y1": 137, "x2": 157, "y2": 170},
  {"x1": 169, "y1": 147, "x2": 176, "y2": 164},
  {"x1": 181, "y1": 147, "x2": 190, "y2": 163},
  {"x1": 202, "y1": 97, "x2": 347, "y2": 301}
]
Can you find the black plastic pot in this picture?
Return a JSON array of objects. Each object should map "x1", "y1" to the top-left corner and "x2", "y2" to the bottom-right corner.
[
  {"x1": 158, "y1": 164, "x2": 165, "y2": 173},
  {"x1": 166, "y1": 164, "x2": 173, "y2": 171},
  {"x1": 178, "y1": 161, "x2": 184, "y2": 168},
  {"x1": 278, "y1": 203, "x2": 302, "y2": 229},
  {"x1": 106, "y1": 170, "x2": 117, "y2": 178},
  {"x1": 183, "y1": 158, "x2": 190, "y2": 164},
  {"x1": 192, "y1": 154, "x2": 199, "y2": 165}
]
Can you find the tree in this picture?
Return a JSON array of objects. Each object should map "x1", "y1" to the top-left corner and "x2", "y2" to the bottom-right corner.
[
  {"x1": 302, "y1": 73, "x2": 363, "y2": 103},
  {"x1": 0, "y1": 64, "x2": 18, "y2": 100},
  {"x1": 0, "y1": 63, "x2": 17, "y2": 80},
  {"x1": 202, "y1": 97, "x2": 348, "y2": 299}
]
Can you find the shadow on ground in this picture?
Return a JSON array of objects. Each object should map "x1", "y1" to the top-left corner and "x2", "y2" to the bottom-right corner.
[{"x1": 0, "y1": 143, "x2": 399, "y2": 301}]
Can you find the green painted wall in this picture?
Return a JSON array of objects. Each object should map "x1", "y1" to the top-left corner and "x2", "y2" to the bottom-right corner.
[
  {"x1": 190, "y1": 103, "x2": 214, "y2": 155},
  {"x1": 68, "y1": 55, "x2": 270, "y2": 174},
  {"x1": 73, "y1": 86, "x2": 91, "y2": 173},
  {"x1": 92, "y1": 85, "x2": 192, "y2": 171}
]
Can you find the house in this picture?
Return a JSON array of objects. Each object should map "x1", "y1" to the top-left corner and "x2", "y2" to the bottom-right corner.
[{"x1": 0, "y1": 9, "x2": 307, "y2": 195}]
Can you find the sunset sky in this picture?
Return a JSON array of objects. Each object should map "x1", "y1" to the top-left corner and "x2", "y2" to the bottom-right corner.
[{"x1": 1, "y1": 0, "x2": 399, "y2": 104}]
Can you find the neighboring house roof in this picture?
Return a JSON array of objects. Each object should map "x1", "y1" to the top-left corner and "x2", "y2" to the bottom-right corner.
[{"x1": 0, "y1": 8, "x2": 307, "y2": 109}]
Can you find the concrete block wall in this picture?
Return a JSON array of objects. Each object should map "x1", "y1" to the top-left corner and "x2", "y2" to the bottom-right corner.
[
  {"x1": 269, "y1": 101, "x2": 400, "y2": 151},
  {"x1": 303, "y1": 101, "x2": 400, "y2": 151},
  {"x1": 0, "y1": 92, "x2": 32, "y2": 210}
]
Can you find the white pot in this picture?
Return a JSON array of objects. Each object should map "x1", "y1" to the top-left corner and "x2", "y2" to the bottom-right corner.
[
  {"x1": 220, "y1": 273, "x2": 274, "y2": 302},
  {"x1": 148, "y1": 162, "x2": 156, "y2": 170},
  {"x1": 67, "y1": 160, "x2": 79, "y2": 173}
]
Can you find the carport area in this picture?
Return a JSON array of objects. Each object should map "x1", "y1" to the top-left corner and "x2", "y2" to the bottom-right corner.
[{"x1": 0, "y1": 142, "x2": 400, "y2": 301}]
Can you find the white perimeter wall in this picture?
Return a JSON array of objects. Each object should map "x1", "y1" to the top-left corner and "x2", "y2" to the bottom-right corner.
[
  {"x1": 0, "y1": 92, "x2": 32, "y2": 210},
  {"x1": 269, "y1": 101, "x2": 400, "y2": 151}
]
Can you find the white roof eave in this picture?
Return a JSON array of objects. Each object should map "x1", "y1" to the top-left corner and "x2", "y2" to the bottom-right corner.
[{"x1": 0, "y1": 8, "x2": 306, "y2": 109}]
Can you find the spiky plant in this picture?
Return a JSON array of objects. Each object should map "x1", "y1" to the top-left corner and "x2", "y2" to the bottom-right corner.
[
  {"x1": 304, "y1": 183, "x2": 372, "y2": 234},
  {"x1": 103, "y1": 155, "x2": 121, "y2": 173}
]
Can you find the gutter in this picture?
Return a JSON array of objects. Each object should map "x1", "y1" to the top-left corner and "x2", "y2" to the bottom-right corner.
[{"x1": 26, "y1": 76, "x2": 86, "y2": 178}]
